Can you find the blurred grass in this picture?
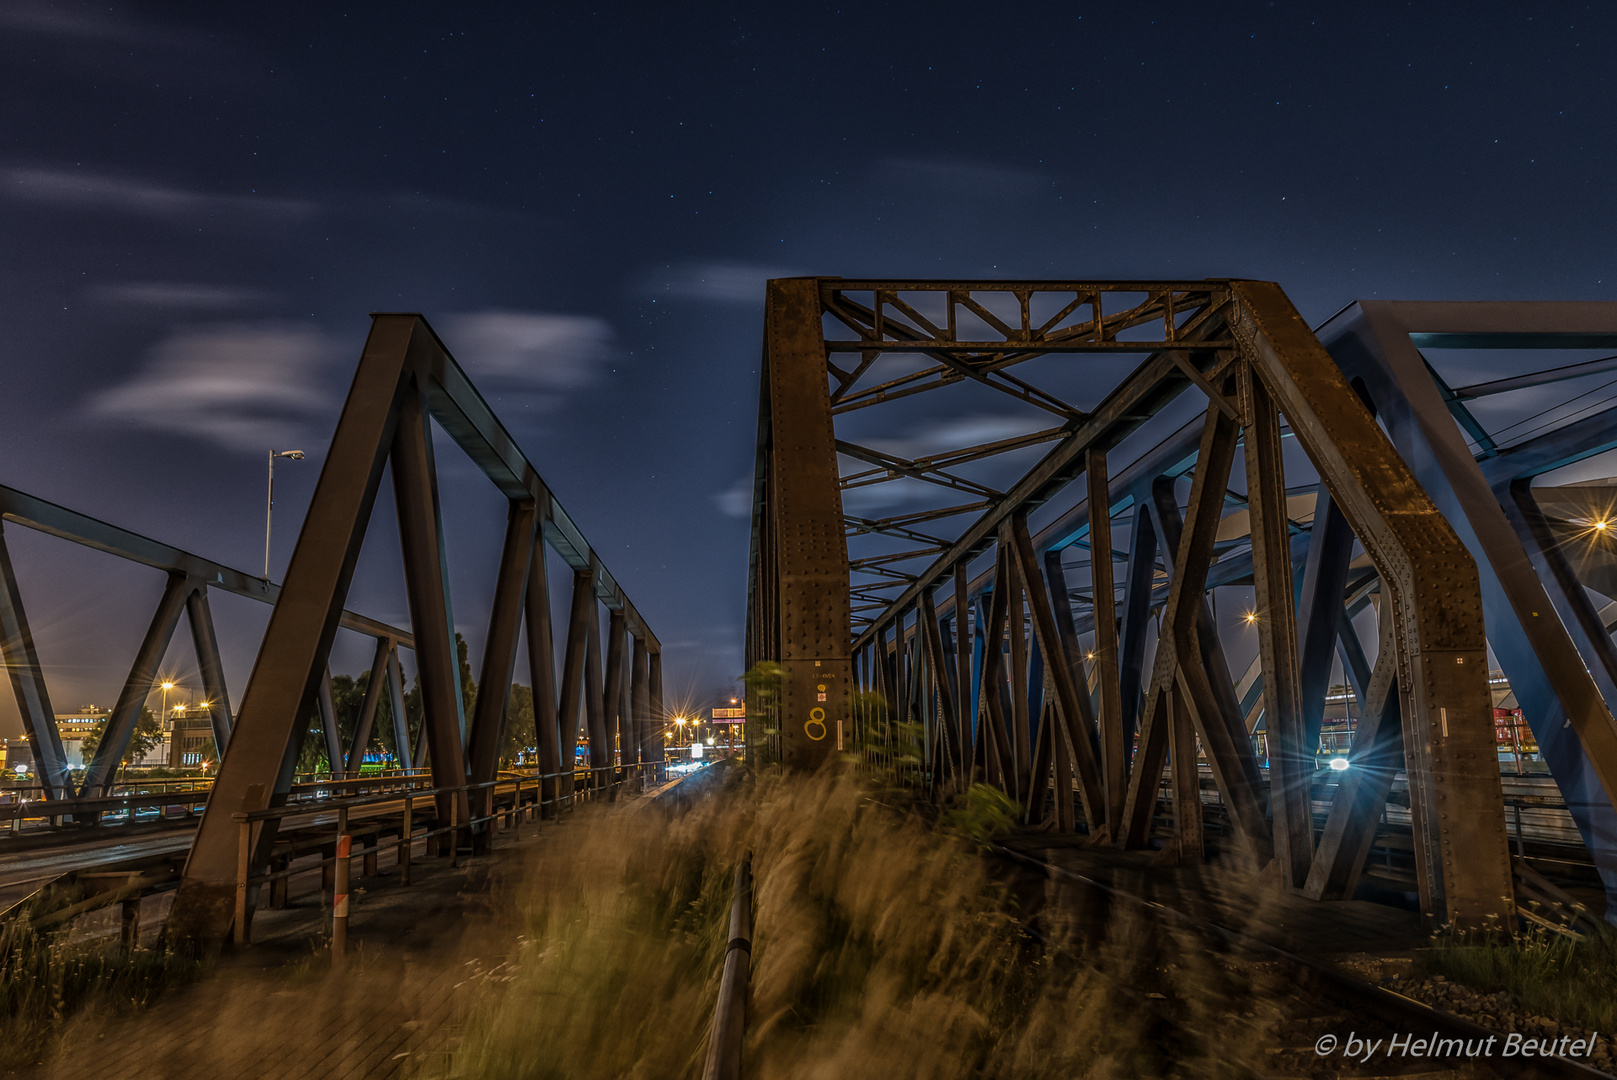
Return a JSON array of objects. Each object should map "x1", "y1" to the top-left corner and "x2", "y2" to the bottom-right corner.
[
  {"x1": 0, "y1": 918, "x2": 202, "y2": 1069},
  {"x1": 1418, "y1": 923, "x2": 1617, "y2": 1032},
  {"x1": 433, "y1": 766, "x2": 1290, "y2": 1080}
]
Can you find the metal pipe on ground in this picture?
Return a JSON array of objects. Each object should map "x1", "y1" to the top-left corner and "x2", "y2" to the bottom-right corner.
[{"x1": 702, "y1": 857, "x2": 752, "y2": 1080}]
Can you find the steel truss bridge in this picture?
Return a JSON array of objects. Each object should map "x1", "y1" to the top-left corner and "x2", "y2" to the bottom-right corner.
[
  {"x1": 746, "y1": 279, "x2": 1617, "y2": 930},
  {"x1": 0, "y1": 315, "x2": 666, "y2": 945},
  {"x1": 3, "y1": 284, "x2": 1617, "y2": 949}
]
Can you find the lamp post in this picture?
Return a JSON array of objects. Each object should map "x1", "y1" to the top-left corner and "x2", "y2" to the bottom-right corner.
[{"x1": 264, "y1": 450, "x2": 307, "y2": 580}]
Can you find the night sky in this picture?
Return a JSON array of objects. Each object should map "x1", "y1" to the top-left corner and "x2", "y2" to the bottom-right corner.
[{"x1": 2, "y1": 2, "x2": 1614, "y2": 736}]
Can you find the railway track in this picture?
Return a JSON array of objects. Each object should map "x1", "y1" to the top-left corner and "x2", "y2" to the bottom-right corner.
[{"x1": 995, "y1": 845, "x2": 1614, "y2": 1080}]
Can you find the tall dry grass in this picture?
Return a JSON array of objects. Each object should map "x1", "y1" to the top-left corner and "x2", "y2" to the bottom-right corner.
[{"x1": 434, "y1": 765, "x2": 1289, "y2": 1080}]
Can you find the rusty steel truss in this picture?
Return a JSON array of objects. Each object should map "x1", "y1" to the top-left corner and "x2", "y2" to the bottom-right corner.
[
  {"x1": 746, "y1": 278, "x2": 1518, "y2": 929},
  {"x1": 167, "y1": 314, "x2": 663, "y2": 943}
]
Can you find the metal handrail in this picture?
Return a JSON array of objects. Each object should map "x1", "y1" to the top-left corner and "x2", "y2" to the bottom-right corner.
[
  {"x1": 702, "y1": 857, "x2": 753, "y2": 1080},
  {"x1": 229, "y1": 760, "x2": 668, "y2": 947}
]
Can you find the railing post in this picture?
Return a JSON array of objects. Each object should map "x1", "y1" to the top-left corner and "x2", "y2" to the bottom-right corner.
[
  {"x1": 333, "y1": 820, "x2": 351, "y2": 965},
  {"x1": 400, "y1": 793, "x2": 412, "y2": 885},
  {"x1": 449, "y1": 792, "x2": 460, "y2": 868},
  {"x1": 234, "y1": 815, "x2": 251, "y2": 948},
  {"x1": 120, "y1": 895, "x2": 141, "y2": 954}
]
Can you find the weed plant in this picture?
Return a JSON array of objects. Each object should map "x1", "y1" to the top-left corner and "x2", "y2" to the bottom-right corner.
[
  {"x1": 435, "y1": 766, "x2": 1291, "y2": 1080},
  {"x1": 1418, "y1": 922, "x2": 1617, "y2": 1032},
  {"x1": 0, "y1": 920, "x2": 201, "y2": 1068}
]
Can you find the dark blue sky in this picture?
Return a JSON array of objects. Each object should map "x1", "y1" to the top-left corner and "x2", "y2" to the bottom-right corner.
[{"x1": 0, "y1": 1, "x2": 1612, "y2": 734}]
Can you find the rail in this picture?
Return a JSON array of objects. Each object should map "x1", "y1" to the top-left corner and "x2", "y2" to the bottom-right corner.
[
  {"x1": 702, "y1": 857, "x2": 752, "y2": 1080},
  {"x1": 995, "y1": 845, "x2": 1609, "y2": 1080}
]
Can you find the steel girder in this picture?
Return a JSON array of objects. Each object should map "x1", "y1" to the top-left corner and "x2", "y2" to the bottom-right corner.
[
  {"x1": 756, "y1": 277, "x2": 1512, "y2": 928},
  {"x1": 0, "y1": 485, "x2": 414, "y2": 800},
  {"x1": 1319, "y1": 302, "x2": 1617, "y2": 917},
  {"x1": 168, "y1": 314, "x2": 662, "y2": 944}
]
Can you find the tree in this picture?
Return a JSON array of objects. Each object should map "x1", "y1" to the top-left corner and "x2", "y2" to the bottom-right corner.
[
  {"x1": 80, "y1": 707, "x2": 162, "y2": 768},
  {"x1": 299, "y1": 632, "x2": 481, "y2": 773},
  {"x1": 502, "y1": 683, "x2": 536, "y2": 766}
]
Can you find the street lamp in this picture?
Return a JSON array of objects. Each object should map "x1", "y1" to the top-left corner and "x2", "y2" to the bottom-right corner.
[{"x1": 265, "y1": 450, "x2": 307, "y2": 580}]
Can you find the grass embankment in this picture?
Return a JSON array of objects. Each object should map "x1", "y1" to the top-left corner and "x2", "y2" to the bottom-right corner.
[
  {"x1": 432, "y1": 766, "x2": 1292, "y2": 1080},
  {"x1": 0, "y1": 919, "x2": 201, "y2": 1069},
  {"x1": 1418, "y1": 925, "x2": 1617, "y2": 1034}
]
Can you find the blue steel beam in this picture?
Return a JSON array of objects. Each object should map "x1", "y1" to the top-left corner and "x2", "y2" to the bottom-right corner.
[{"x1": 1319, "y1": 301, "x2": 1617, "y2": 917}]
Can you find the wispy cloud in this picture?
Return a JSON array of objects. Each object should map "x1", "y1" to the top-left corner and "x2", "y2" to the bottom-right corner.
[
  {"x1": 714, "y1": 476, "x2": 754, "y2": 518},
  {"x1": 91, "y1": 281, "x2": 278, "y2": 311},
  {"x1": 86, "y1": 323, "x2": 341, "y2": 449},
  {"x1": 876, "y1": 156, "x2": 1052, "y2": 198},
  {"x1": 4, "y1": 168, "x2": 316, "y2": 224},
  {"x1": 866, "y1": 413, "x2": 1056, "y2": 461},
  {"x1": 0, "y1": 2, "x2": 199, "y2": 47},
  {"x1": 647, "y1": 261, "x2": 805, "y2": 304},
  {"x1": 442, "y1": 311, "x2": 614, "y2": 405}
]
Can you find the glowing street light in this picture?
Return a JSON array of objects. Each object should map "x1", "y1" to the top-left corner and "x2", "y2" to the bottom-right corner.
[
  {"x1": 1243, "y1": 611, "x2": 1258, "y2": 625},
  {"x1": 265, "y1": 449, "x2": 307, "y2": 580}
]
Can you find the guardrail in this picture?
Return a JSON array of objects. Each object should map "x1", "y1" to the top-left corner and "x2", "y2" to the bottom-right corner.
[
  {"x1": 230, "y1": 761, "x2": 668, "y2": 950},
  {"x1": 0, "y1": 761, "x2": 669, "y2": 949},
  {"x1": 0, "y1": 769, "x2": 435, "y2": 832},
  {"x1": 702, "y1": 857, "x2": 753, "y2": 1080}
]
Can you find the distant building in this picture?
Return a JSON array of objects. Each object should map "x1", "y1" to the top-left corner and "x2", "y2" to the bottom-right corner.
[
  {"x1": 55, "y1": 706, "x2": 110, "y2": 768},
  {"x1": 166, "y1": 702, "x2": 217, "y2": 767}
]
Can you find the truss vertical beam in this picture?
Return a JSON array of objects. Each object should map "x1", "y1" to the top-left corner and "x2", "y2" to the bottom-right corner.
[
  {"x1": 1085, "y1": 450, "x2": 1127, "y2": 834},
  {"x1": 185, "y1": 587, "x2": 234, "y2": 754},
  {"x1": 603, "y1": 609, "x2": 626, "y2": 784},
  {"x1": 347, "y1": 637, "x2": 390, "y2": 776},
  {"x1": 760, "y1": 278, "x2": 852, "y2": 769},
  {"x1": 1117, "y1": 508, "x2": 1158, "y2": 741},
  {"x1": 525, "y1": 537, "x2": 560, "y2": 808},
  {"x1": 954, "y1": 563, "x2": 973, "y2": 778},
  {"x1": 392, "y1": 377, "x2": 469, "y2": 826},
  {"x1": 385, "y1": 646, "x2": 409, "y2": 771},
  {"x1": 558, "y1": 569, "x2": 593, "y2": 799},
  {"x1": 920, "y1": 588, "x2": 959, "y2": 786},
  {"x1": 1297, "y1": 492, "x2": 1357, "y2": 754},
  {"x1": 630, "y1": 635, "x2": 648, "y2": 783},
  {"x1": 648, "y1": 647, "x2": 665, "y2": 780},
  {"x1": 468, "y1": 500, "x2": 536, "y2": 829},
  {"x1": 1243, "y1": 366, "x2": 1312, "y2": 887},
  {"x1": 583, "y1": 592, "x2": 607, "y2": 785},
  {"x1": 317, "y1": 669, "x2": 343, "y2": 781}
]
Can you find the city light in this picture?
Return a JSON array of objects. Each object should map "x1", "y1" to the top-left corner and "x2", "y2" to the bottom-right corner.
[
  {"x1": 1243, "y1": 611, "x2": 1258, "y2": 625},
  {"x1": 1328, "y1": 757, "x2": 1350, "y2": 772}
]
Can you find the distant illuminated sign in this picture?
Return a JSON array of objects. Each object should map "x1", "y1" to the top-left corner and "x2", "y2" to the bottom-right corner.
[{"x1": 711, "y1": 707, "x2": 745, "y2": 723}]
